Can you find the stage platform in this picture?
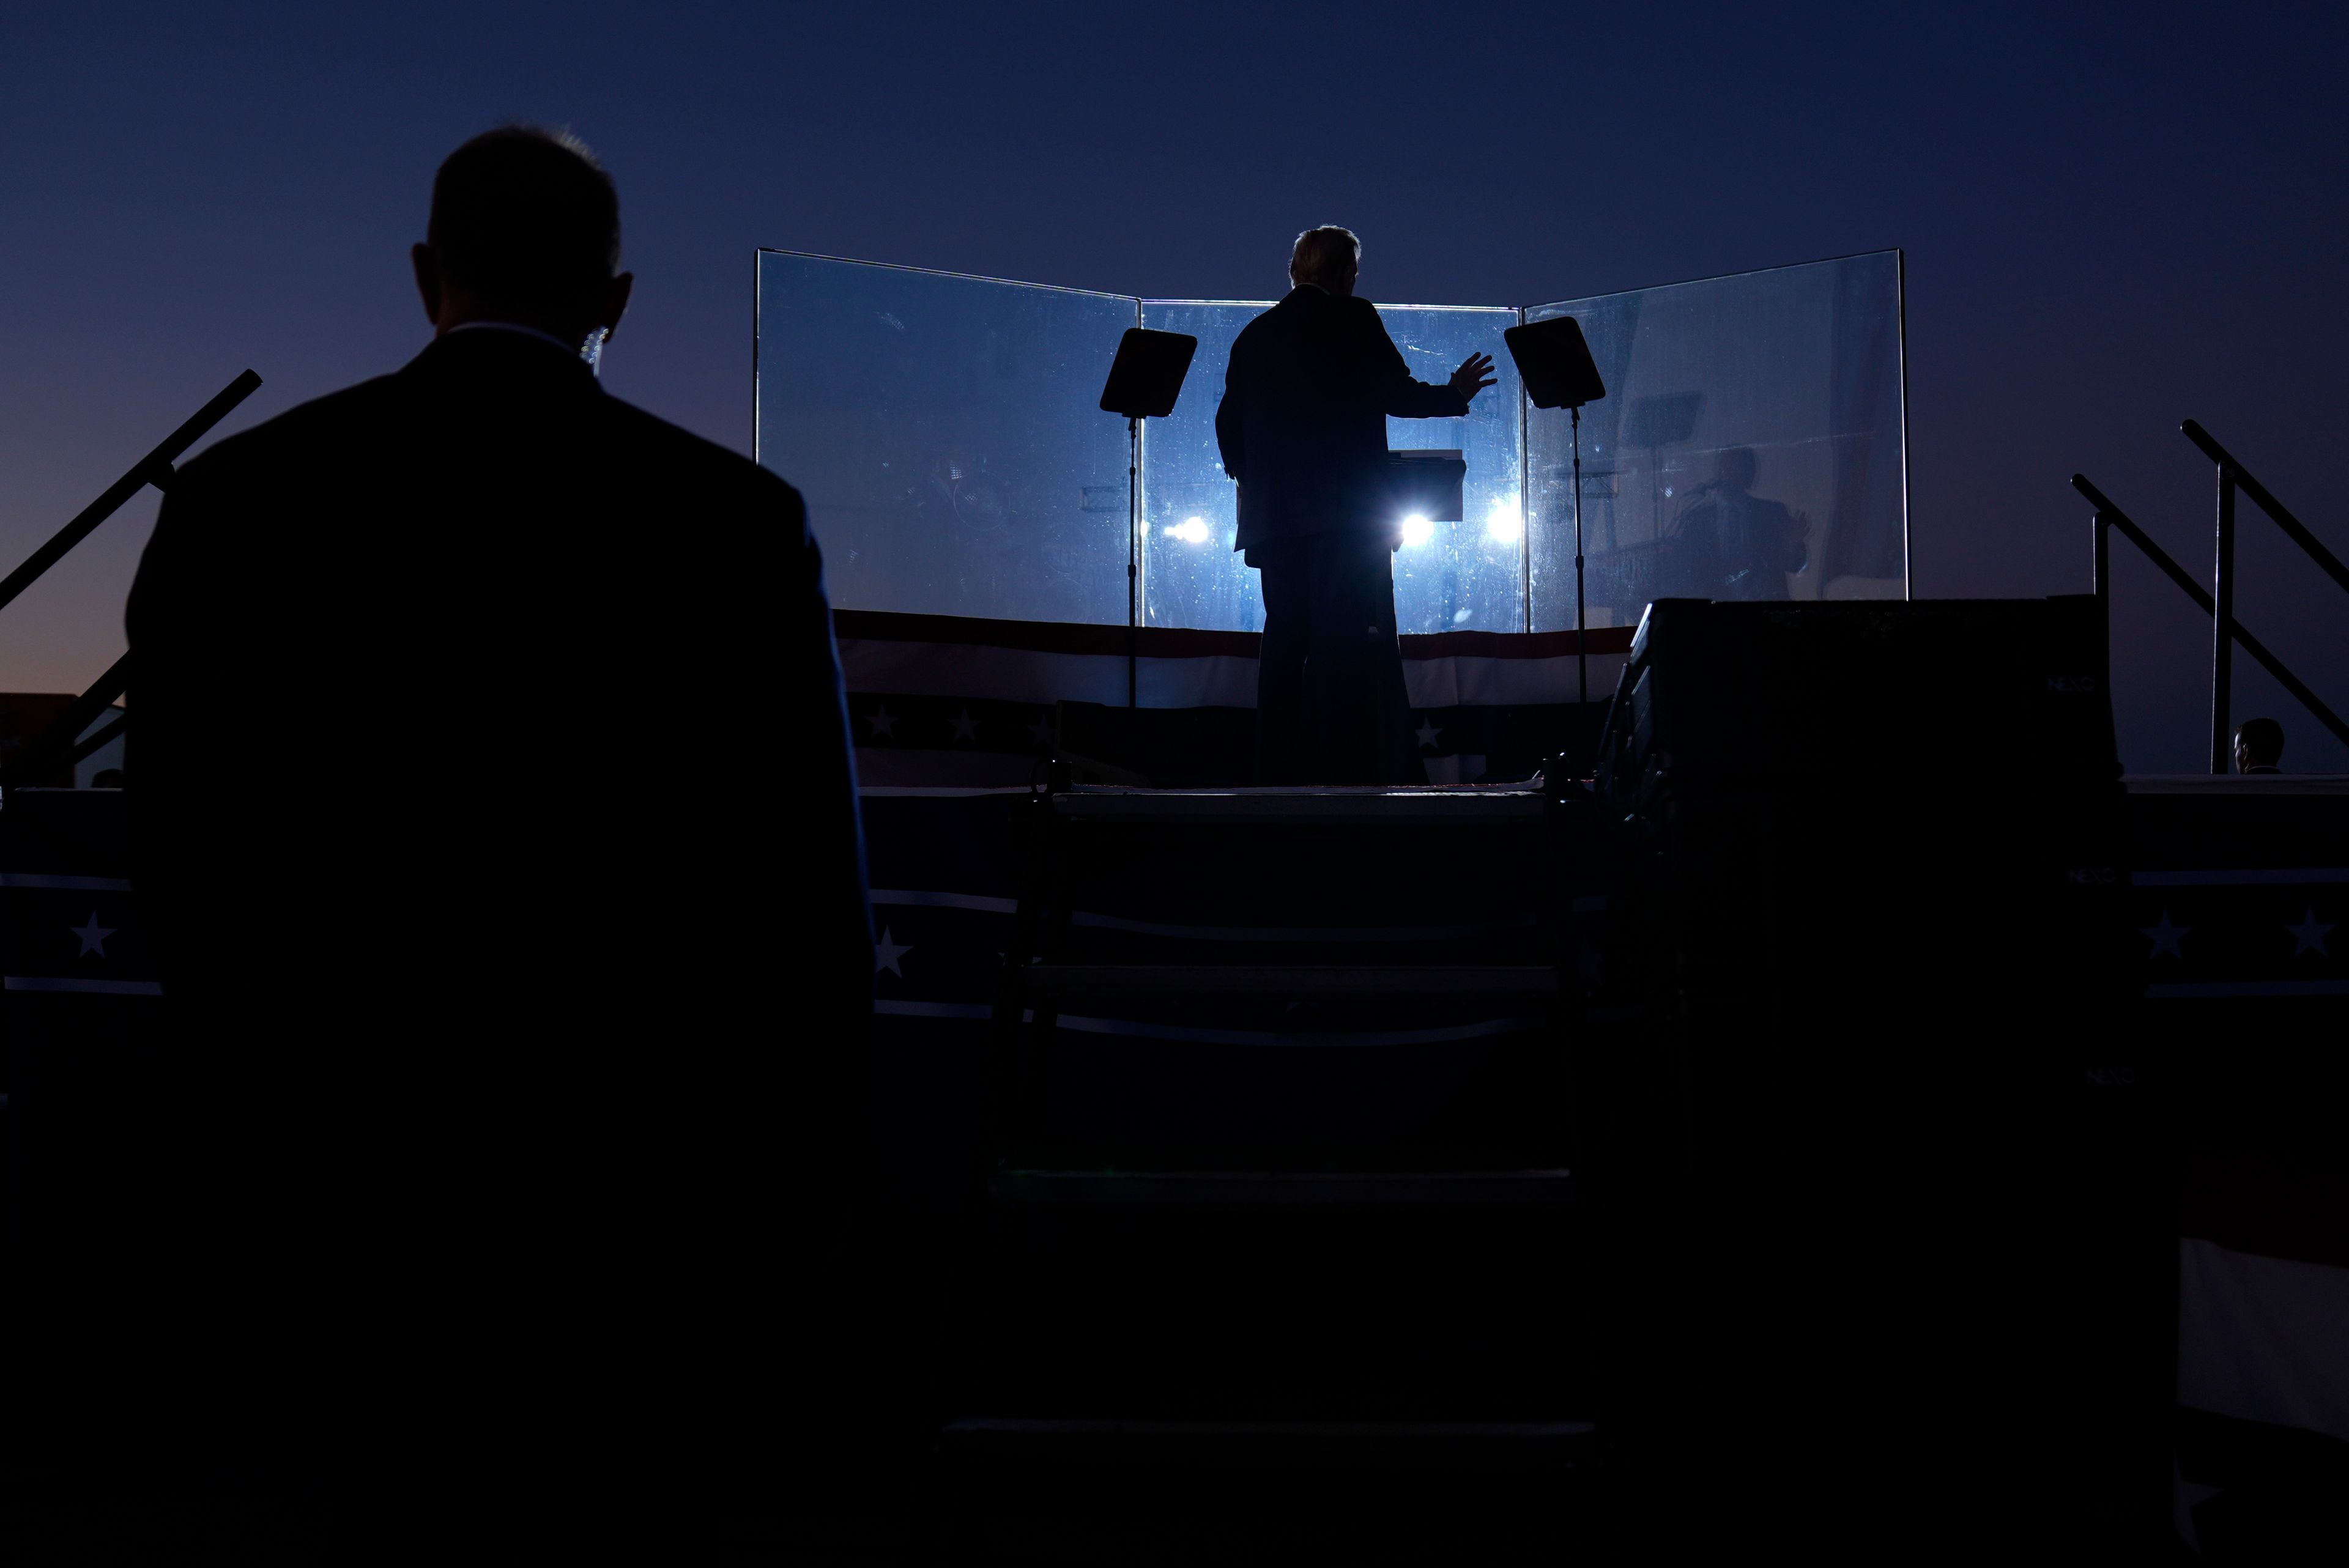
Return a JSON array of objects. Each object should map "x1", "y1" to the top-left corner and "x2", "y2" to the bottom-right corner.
[
  {"x1": 4, "y1": 771, "x2": 2342, "y2": 1552},
  {"x1": 6, "y1": 772, "x2": 2339, "y2": 1157},
  {"x1": 836, "y1": 609, "x2": 1629, "y2": 786}
]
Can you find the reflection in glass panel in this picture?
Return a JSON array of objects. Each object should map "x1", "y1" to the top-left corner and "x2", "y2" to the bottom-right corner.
[
  {"x1": 1137, "y1": 301, "x2": 1523, "y2": 634},
  {"x1": 754, "y1": 252, "x2": 1138, "y2": 624},
  {"x1": 1523, "y1": 251, "x2": 1906, "y2": 634}
]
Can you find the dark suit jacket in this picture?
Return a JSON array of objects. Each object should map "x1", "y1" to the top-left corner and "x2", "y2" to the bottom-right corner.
[
  {"x1": 120, "y1": 327, "x2": 870, "y2": 1438},
  {"x1": 1214, "y1": 287, "x2": 1468, "y2": 555}
]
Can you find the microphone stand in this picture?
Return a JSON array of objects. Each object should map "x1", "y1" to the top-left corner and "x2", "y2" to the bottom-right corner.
[
  {"x1": 1498, "y1": 311, "x2": 1605, "y2": 717},
  {"x1": 1127, "y1": 415, "x2": 1138, "y2": 708},
  {"x1": 1572, "y1": 404, "x2": 1587, "y2": 705},
  {"x1": 1097, "y1": 326, "x2": 1198, "y2": 711}
]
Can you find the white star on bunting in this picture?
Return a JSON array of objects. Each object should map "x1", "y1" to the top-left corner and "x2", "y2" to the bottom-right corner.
[
  {"x1": 866, "y1": 704, "x2": 897, "y2": 740},
  {"x1": 70, "y1": 912, "x2": 116, "y2": 958},
  {"x1": 2140, "y1": 910, "x2": 2189, "y2": 960},
  {"x1": 1027, "y1": 712, "x2": 1055, "y2": 749},
  {"x1": 949, "y1": 706, "x2": 980, "y2": 741},
  {"x1": 2285, "y1": 906, "x2": 2334, "y2": 956},
  {"x1": 874, "y1": 926, "x2": 911, "y2": 977},
  {"x1": 1414, "y1": 719, "x2": 1441, "y2": 751}
]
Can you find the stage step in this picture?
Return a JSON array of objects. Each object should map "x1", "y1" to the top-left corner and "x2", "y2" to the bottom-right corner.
[
  {"x1": 930, "y1": 1416, "x2": 1604, "y2": 1564},
  {"x1": 941, "y1": 1415, "x2": 1595, "y2": 1469},
  {"x1": 988, "y1": 1167, "x2": 1575, "y2": 1208},
  {"x1": 1054, "y1": 784, "x2": 1548, "y2": 824},
  {"x1": 952, "y1": 778, "x2": 1597, "y2": 1524},
  {"x1": 962, "y1": 1171, "x2": 1589, "y2": 1426},
  {"x1": 1019, "y1": 963, "x2": 1560, "y2": 1003}
]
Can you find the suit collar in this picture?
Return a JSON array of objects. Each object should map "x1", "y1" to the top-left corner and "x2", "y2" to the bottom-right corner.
[
  {"x1": 1279, "y1": 284, "x2": 1357, "y2": 311},
  {"x1": 405, "y1": 326, "x2": 602, "y2": 390},
  {"x1": 443, "y1": 320, "x2": 587, "y2": 356}
]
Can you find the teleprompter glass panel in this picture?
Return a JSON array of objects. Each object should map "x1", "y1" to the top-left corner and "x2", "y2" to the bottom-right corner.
[
  {"x1": 1523, "y1": 251, "x2": 1906, "y2": 634},
  {"x1": 1135, "y1": 301, "x2": 1259, "y2": 632},
  {"x1": 755, "y1": 251, "x2": 1138, "y2": 623},
  {"x1": 753, "y1": 251, "x2": 1901, "y2": 634},
  {"x1": 1379, "y1": 306, "x2": 1523, "y2": 634},
  {"x1": 1136, "y1": 300, "x2": 1523, "y2": 634}
]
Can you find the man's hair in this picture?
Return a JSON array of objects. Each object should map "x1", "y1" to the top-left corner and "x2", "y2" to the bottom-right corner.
[
  {"x1": 2235, "y1": 716, "x2": 2285, "y2": 766},
  {"x1": 1290, "y1": 226, "x2": 1360, "y2": 290},
  {"x1": 428, "y1": 125, "x2": 620, "y2": 305}
]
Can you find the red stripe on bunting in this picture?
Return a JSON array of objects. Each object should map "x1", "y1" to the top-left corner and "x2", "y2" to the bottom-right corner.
[{"x1": 830, "y1": 608, "x2": 1635, "y2": 660}]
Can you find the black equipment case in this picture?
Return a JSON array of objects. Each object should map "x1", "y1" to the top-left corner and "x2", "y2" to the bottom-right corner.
[{"x1": 1584, "y1": 597, "x2": 2170, "y2": 1555}]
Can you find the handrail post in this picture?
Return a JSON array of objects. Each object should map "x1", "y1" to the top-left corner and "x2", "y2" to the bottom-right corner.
[
  {"x1": 2183, "y1": 420, "x2": 2349, "y2": 598},
  {"x1": 2074, "y1": 469, "x2": 2349, "y2": 759},
  {"x1": 2210, "y1": 468, "x2": 2237, "y2": 774}
]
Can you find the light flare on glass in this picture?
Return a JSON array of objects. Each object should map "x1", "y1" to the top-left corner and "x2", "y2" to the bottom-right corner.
[{"x1": 1400, "y1": 513, "x2": 1434, "y2": 548}]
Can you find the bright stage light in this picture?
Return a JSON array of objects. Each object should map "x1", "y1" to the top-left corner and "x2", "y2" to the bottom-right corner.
[
  {"x1": 1486, "y1": 501, "x2": 1523, "y2": 544},
  {"x1": 1164, "y1": 516, "x2": 1210, "y2": 544},
  {"x1": 1400, "y1": 513, "x2": 1434, "y2": 548}
]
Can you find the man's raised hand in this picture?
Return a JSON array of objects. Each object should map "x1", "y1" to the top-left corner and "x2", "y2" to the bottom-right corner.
[{"x1": 1448, "y1": 352, "x2": 1497, "y2": 405}]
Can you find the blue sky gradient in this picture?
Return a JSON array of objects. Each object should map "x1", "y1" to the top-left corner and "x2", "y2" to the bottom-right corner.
[{"x1": 4, "y1": 1, "x2": 2343, "y2": 768}]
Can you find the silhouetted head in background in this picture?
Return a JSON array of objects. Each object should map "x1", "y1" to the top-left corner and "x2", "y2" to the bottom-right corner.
[
  {"x1": 1713, "y1": 446, "x2": 1759, "y2": 496},
  {"x1": 1290, "y1": 226, "x2": 1361, "y2": 298},
  {"x1": 410, "y1": 125, "x2": 633, "y2": 356},
  {"x1": 2233, "y1": 716, "x2": 2285, "y2": 774}
]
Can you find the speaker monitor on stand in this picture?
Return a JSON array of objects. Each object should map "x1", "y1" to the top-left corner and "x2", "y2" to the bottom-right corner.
[
  {"x1": 1501, "y1": 316, "x2": 1608, "y2": 706},
  {"x1": 1099, "y1": 328, "x2": 1200, "y2": 708}
]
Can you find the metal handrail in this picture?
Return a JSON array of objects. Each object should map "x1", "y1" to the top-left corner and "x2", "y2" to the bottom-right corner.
[
  {"x1": 0, "y1": 371, "x2": 261, "y2": 614},
  {"x1": 0, "y1": 652, "x2": 130, "y2": 789},
  {"x1": 2181, "y1": 420, "x2": 2349, "y2": 597},
  {"x1": 2177, "y1": 421, "x2": 2345, "y2": 770},
  {"x1": 2071, "y1": 473, "x2": 2349, "y2": 764},
  {"x1": 63, "y1": 710, "x2": 127, "y2": 772},
  {"x1": 0, "y1": 369, "x2": 261, "y2": 792}
]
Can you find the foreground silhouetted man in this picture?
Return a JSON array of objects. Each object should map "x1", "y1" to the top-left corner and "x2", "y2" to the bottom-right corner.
[
  {"x1": 1216, "y1": 227, "x2": 1494, "y2": 783},
  {"x1": 111, "y1": 128, "x2": 871, "y2": 1482}
]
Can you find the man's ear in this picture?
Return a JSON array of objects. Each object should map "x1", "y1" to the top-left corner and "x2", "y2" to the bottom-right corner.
[
  {"x1": 412, "y1": 243, "x2": 443, "y2": 327},
  {"x1": 599, "y1": 272, "x2": 635, "y2": 344}
]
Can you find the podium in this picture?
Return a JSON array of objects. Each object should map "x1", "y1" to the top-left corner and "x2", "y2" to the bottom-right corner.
[{"x1": 1387, "y1": 448, "x2": 1466, "y2": 523}]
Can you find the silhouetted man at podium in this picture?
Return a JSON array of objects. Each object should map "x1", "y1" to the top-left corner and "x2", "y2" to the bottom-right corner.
[
  {"x1": 1217, "y1": 226, "x2": 1494, "y2": 783},
  {"x1": 117, "y1": 127, "x2": 872, "y2": 1466}
]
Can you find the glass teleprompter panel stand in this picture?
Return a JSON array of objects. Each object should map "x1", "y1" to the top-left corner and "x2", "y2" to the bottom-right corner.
[{"x1": 755, "y1": 250, "x2": 1906, "y2": 633}]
